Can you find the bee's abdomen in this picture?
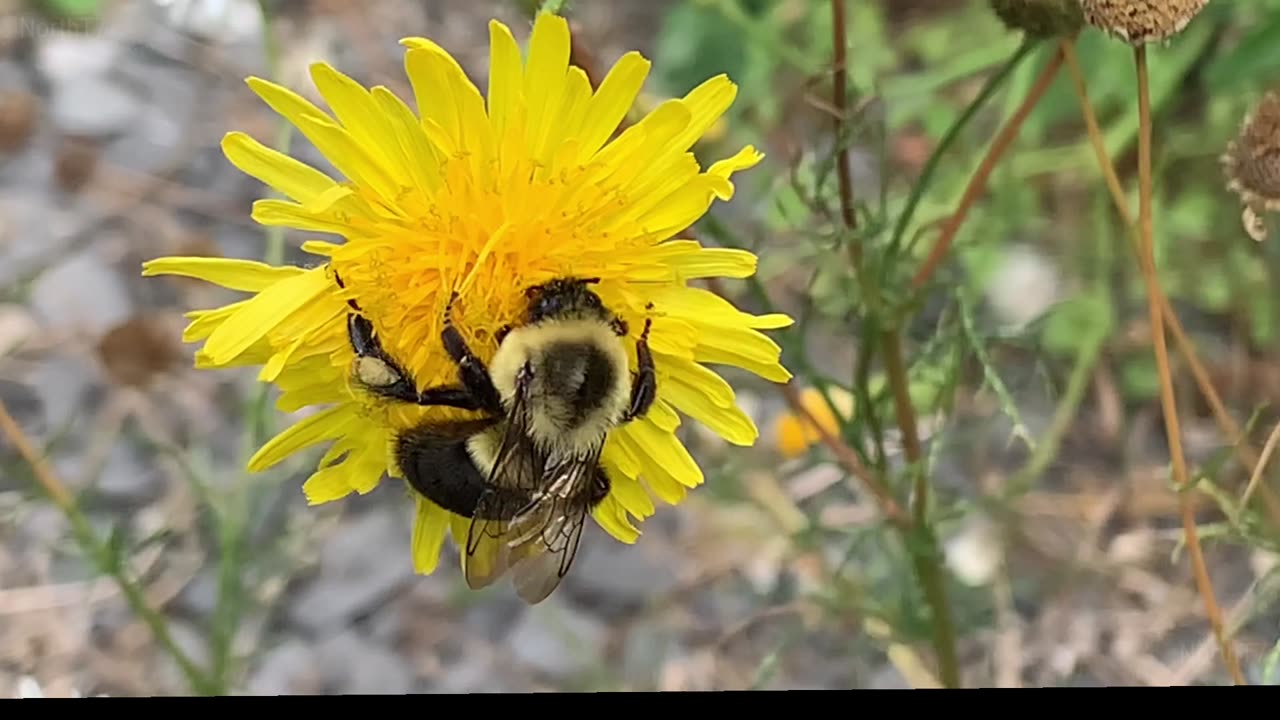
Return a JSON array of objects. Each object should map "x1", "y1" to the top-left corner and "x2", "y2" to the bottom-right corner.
[{"x1": 394, "y1": 425, "x2": 536, "y2": 521}]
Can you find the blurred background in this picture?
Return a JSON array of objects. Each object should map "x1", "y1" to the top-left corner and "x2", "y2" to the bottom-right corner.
[{"x1": 1, "y1": 0, "x2": 1279, "y2": 695}]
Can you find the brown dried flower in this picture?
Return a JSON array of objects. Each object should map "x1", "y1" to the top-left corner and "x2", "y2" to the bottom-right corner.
[
  {"x1": 1079, "y1": 0, "x2": 1210, "y2": 45},
  {"x1": 1222, "y1": 90, "x2": 1280, "y2": 242},
  {"x1": 0, "y1": 90, "x2": 36, "y2": 152},
  {"x1": 96, "y1": 313, "x2": 187, "y2": 388},
  {"x1": 989, "y1": 0, "x2": 1084, "y2": 38}
]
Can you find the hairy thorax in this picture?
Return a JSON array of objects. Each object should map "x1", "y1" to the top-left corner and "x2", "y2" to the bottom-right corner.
[{"x1": 490, "y1": 318, "x2": 630, "y2": 456}]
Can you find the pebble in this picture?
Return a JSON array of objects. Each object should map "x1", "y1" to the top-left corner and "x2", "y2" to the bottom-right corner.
[
  {"x1": 50, "y1": 76, "x2": 142, "y2": 139},
  {"x1": 29, "y1": 246, "x2": 133, "y2": 338},
  {"x1": 22, "y1": 352, "x2": 98, "y2": 441},
  {"x1": 0, "y1": 60, "x2": 29, "y2": 93},
  {"x1": 245, "y1": 638, "x2": 322, "y2": 695},
  {"x1": 315, "y1": 630, "x2": 415, "y2": 695},
  {"x1": 567, "y1": 527, "x2": 679, "y2": 616},
  {"x1": 984, "y1": 243, "x2": 1062, "y2": 331},
  {"x1": 15, "y1": 505, "x2": 68, "y2": 552},
  {"x1": 155, "y1": 620, "x2": 210, "y2": 691},
  {"x1": 175, "y1": 569, "x2": 218, "y2": 618},
  {"x1": 943, "y1": 514, "x2": 1003, "y2": 587},
  {"x1": 0, "y1": 192, "x2": 79, "y2": 288},
  {"x1": 0, "y1": 379, "x2": 43, "y2": 452},
  {"x1": 621, "y1": 618, "x2": 684, "y2": 688},
  {"x1": 35, "y1": 32, "x2": 122, "y2": 86},
  {"x1": 507, "y1": 593, "x2": 609, "y2": 681},
  {"x1": 154, "y1": 0, "x2": 264, "y2": 43},
  {"x1": 0, "y1": 303, "x2": 38, "y2": 357},
  {"x1": 102, "y1": 60, "x2": 201, "y2": 174},
  {"x1": 92, "y1": 441, "x2": 164, "y2": 507},
  {"x1": 286, "y1": 509, "x2": 415, "y2": 634},
  {"x1": 435, "y1": 652, "x2": 510, "y2": 694}
]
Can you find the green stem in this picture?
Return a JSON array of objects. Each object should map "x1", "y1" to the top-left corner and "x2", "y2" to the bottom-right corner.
[
  {"x1": 70, "y1": 510, "x2": 217, "y2": 694},
  {"x1": 537, "y1": 0, "x2": 567, "y2": 17},
  {"x1": 204, "y1": 1, "x2": 295, "y2": 695},
  {"x1": 886, "y1": 37, "x2": 1040, "y2": 264},
  {"x1": 1005, "y1": 313, "x2": 1107, "y2": 498},
  {"x1": 907, "y1": 524, "x2": 961, "y2": 688}
]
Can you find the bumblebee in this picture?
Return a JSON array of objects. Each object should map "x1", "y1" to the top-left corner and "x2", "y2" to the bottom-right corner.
[{"x1": 336, "y1": 270, "x2": 656, "y2": 604}]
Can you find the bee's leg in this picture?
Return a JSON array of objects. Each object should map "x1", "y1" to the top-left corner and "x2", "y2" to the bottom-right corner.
[
  {"x1": 332, "y1": 267, "x2": 363, "y2": 312},
  {"x1": 441, "y1": 291, "x2": 504, "y2": 415},
  {"x1": 348, "y1": 310, "x2": 484, "y2": 411},
  {"x1": 621, "y1": 317, "x2": 656, "y2": 422}
]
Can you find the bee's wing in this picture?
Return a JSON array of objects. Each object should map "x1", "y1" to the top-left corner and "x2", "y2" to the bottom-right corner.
[
  {"x1": 462, "y1": 366, "x2": 547, "y2": 591},
  {"x1": 507, "y1": 458, "x2": 596, "y2": 604},
  {"x1": 461, "y1": 368, "x2": 598, "y2": 603}
]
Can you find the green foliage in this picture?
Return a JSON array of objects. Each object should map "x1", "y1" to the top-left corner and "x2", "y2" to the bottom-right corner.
[{"x1": 675, "y1": 0, "x2": 1280, "y2": 687}]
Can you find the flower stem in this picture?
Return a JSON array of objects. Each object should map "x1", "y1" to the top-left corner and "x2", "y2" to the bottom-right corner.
[
  {"x1": 0, "y1": 400, "x2": 216, "y2": 695},
  {"x1": 1062, "y1": 38, "x2": 1280, "y2": 526},
  {"x1": 887, "y1": 37, "x2": 1039, "y2": 262},
  {"x1": 831, "y1": 0, "x2": 859, "y2": 266},
  {"x1": 912, "y1": 43, "x2": 1066, "y2": 289},
  {"x1": 780, "y1": 382, "x2": 909, "y2": 527},
  {"x1": 827, "y1": 0, "x2": 959, "y2": 686},
  {"x1": 1133, "y1": 44, "x2": 1245, "y2": 686},
  {"x1": 881, "y1": 327, "x2": 960, "y2": 688}
]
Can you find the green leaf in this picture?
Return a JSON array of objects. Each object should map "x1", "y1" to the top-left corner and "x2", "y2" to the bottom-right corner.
[
  {"x1": 1263, "y1": 637, "x2": 1280, "y2": 685},
  {"x1": 30, "y1": 0, "x2": 100, "y2": 21},
  {"x1": 1040, "y1": 293, "x2": 1111, "y2": 358},
  {"x1": 1205, "y1": 11, "x2": 1280, "y2": 92},
  {"x1": 1120, "y1": 353, "x2": 1160, "y2": 402}
]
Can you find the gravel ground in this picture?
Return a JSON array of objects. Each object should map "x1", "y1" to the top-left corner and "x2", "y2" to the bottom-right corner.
[{"x1": 1, "y1": 0, "x2": 1277, "y2": 696}]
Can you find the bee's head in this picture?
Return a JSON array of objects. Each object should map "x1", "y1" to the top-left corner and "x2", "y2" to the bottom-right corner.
[{"x1": 522, "y1": 277, "x2": 610, "y2": 325}]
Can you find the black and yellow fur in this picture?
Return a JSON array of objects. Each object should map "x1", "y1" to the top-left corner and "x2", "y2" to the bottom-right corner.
[{"x1": 336, "y1": 270, "x2": 656, "y2": 603}]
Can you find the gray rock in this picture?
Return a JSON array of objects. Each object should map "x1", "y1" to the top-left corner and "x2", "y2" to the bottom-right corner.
[
  {"x1": 287, "y1": 509, "x2": 415, "y2": 634},
  {"x1": 29, "y1": 247, "x2": 133, "y2": 337},
  {"x1": 0, "y1": 192, "x2": 80, "y2": 287},
  {"x1": 102, "y1": 61, "x2": 203, "y2": 175},
  {"x1": 0, "y1": 60, "x2": 30, "y2": 93},
  {"x1": 92, "y1": 441, "x2": 163, "y2": 506},
  {"x1": 867, "y1": 663, "x2": 911, "y2": 689},
  {"x1": 435, "y1": 651, "x2": 524, "y2": 694},
  {"x1": 566, "y1": 525, "x2": 678, "y2": 615},
  {"x1": 16, "y1": 505, "x2": 67, "y2": 552},
  {"x1": 508, "y1": 594, "x2": 609, "y2": 681},
  {"x1": 50, "y1": 75, "x2": 142, "y2": 138},
  {"x1": 176, "y1": 569, "x2": 218, "y2": 618},
  {"x1": 246, "y1": 638, "x2": 322, "y2": 696},
  {"x1": 0, "y1": 379, "x2": 43, "y2": 454},
  {"x1": 621, "y1": 618, "x2": 683, "y2": 689},
  {"x1": 156, "y1": 620, "x2": 210, "y2": 691},
  {"x1": 460, "y1": 590, "x2": 526, "y2": 642},
  {"x1": 22, "y1": 352, "x2": 98, "y2": 441},
  {"x1": 35, "y1": 32, "x2": 123, "y2": 86},
  {"x1": 315, "y1": 630, "x2": 414, "y2": 695}
]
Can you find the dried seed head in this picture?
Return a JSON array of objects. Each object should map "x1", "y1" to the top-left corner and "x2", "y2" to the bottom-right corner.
[
  {"x1": 1079, "y1": 0, "x2": 1210, "y2": 45},
  {"x1": 988, "y1": 0, "x2": 1084, "y2": 38},
  {"x1": 0, "y1": 90, "x2": 36, "y2": 153},
  {"x1": 1222, "y1": 91, "x2": 1280, "y2": 242}
]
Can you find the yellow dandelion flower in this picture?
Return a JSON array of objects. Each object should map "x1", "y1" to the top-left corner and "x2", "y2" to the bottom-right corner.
[{"x1": 142, "y1": 14, "x2": 792, "y2": 593}]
